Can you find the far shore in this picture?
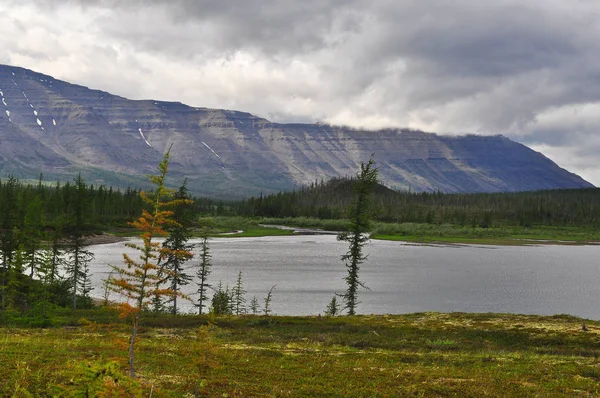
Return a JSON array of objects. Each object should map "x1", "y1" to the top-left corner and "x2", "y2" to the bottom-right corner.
[
  {"x1": 83, "y1": 234, "x2": 127, "y2": 246},
  {"x1": 89, "y1": 227, "x2": 600, "y2": 248}
]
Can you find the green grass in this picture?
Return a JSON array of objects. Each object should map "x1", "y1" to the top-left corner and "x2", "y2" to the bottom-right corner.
[
  {"x1": 371, "y1": 223, "x2": 600, "y2": 245},
  {"x1": 2, "y1": 311, "x2": 600, "y2": 396},
  {"x1": 105, "y1": 217, "x2": 600, "y2": 245},
  {"x1": 216, "y1": 225, "x2": 295, "y2": 238},
  {"x1": 197, "y1": 217, "x2": 295, "y2": 238},
  {"x1": 253, "y1": 217, "x2": 600, "y2": 245}
]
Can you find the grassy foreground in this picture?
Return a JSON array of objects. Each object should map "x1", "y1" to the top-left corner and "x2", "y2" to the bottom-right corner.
[{"x1": 3, "y1": 311, "x2": 600, "y2": 396}]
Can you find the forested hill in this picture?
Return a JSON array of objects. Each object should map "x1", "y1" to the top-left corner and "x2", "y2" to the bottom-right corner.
[{"x1": 231, "y1": 178, "x2": 600, "y2": 227}]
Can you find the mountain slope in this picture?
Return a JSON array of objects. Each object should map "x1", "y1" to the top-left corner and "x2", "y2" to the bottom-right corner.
[{"x1": 0, "y1": 64, "x2": 593, "y2": 196}]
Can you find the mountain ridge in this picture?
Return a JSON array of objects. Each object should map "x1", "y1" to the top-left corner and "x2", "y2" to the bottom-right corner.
[{"x1": 0, "y1": 64, "x2": 593, "y2": 197}]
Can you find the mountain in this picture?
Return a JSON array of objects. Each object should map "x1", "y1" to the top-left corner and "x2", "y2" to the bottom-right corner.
[{"x1": 0, "y1": 64, "x2": 593, "y2": 197}]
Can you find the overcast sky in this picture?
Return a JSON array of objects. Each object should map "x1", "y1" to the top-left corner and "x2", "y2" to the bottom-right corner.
[{"x1": 1, "y1": 0, "x2": 599, "y2": 185}]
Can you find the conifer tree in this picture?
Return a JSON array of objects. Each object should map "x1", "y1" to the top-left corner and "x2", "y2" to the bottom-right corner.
[
  {"x1": 0, "y1": 176, "x2": 19, "y2": 311},
  {"x1": 263, "y1": 285, "x2": 276, "y2": 316},
  {"x1": 160, "y1": 181, "x2": 194, "y2": 315},
  {"x1": 109, "y1": 148, "x2": 191, "y2": 378},
  {"x1": 22, "y1": 194, "x2": 45, "y2": 280},
  {"x1": 324, "y1": 295, "x2": 340, "y2": 316},
  {"x1": 47, "y1": 215, "x2": 66, "y2": 283},
  {"x1": 195, "y1": 233, "x2": 212, "y2": 315},
  {"x1": 36, "y1": 248, "x2": 56, "y2": 318},
  {"x1": 232, "y1": 270, "x2": 246, "y2": 315},
  {"x1": 6, "y1": 247, "x2": 27, "y2": 311},
  {"x1": 337, "y1": 157, "x2": 378, "y2": 315},
  {"x1": 65, "y1": 174, "x2": 94, "y2": 310},
  {"x1": 210, "y1": 281, "x2": 232, "y2": 315},
  {"x1": 249, "y1": 296, "x2": 260, "y2": 315}
]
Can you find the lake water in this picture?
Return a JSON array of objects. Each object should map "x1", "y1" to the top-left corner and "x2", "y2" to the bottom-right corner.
[{"x1": 87, "y1": 236, "x2": 600, "y2": 319}]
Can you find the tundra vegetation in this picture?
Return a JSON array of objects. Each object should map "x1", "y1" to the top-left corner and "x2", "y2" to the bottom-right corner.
[
  {"x1": 1, "y1": 159, "x2": 600, "y2": 395},
  {"x1": 2, "y1": 311, "x2": 600, "y2": 396}
]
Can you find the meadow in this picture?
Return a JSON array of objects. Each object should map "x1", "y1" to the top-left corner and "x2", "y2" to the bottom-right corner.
[{"x1": 3, "y1": 311, "x2": 600, "y2": 397}]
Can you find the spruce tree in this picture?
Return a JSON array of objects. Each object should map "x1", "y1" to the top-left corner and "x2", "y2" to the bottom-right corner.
[
  {"x1": 22, "y1": 194, "x2": 44, "y2": 280},
  {"x1": 232, "y1": 270, "x2": 246, "y2": 315},
  {"x1": 160, "y1": 181, "x2": 194, "y2": 315},
  {"x1": 263, "y1": 285, "x2": 276, "y2": 316},
  {"x1": 0, "y1": 176, "x2": 19, "y2": 311},
  {"x1": 249, "y1": 296, "x2": 260, "y2": 315},
  {"x1": 6, "y1": 247, "x2": 27, "y2": 311},
  {"x1": 65, "y1": 174, "x2": 94, "y2": 310},
  {"x1": 324, "y1": 295, "x2": 340, "y2": 316},
  {"x1": 210, "y1": 281, "x2": 231, "y2": 315},
  {"x1": 195, "y1": 233, "x2": 212, "y2": 315},
  {"x1": 36, "y1": 248, "x2": 56, "y2": 318},
  {"x1": 337, "y1": 157, "x2": 378, "y2": 315}
]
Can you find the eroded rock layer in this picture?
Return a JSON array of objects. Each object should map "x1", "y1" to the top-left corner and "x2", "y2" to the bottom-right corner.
[{"x1": 0, "y1": 64, "x2": 592, "y2": 197}]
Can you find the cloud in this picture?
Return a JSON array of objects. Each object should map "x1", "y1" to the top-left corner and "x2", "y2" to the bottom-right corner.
[{"x1": 1, "y1": 0, "x2": 599, "y2": 184}]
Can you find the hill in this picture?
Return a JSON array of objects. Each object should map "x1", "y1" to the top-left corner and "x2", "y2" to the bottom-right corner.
[{"x1": 0, "y1": 64, "x2": 593, "y2": 197}]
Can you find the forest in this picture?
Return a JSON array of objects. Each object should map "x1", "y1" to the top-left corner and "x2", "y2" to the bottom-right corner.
[
  {"x1": 1, "y1": 172, "x2": 598, "y2": 321},
  {"x1": 231, "y1": 178, "x2": 600, "y2": 227}
]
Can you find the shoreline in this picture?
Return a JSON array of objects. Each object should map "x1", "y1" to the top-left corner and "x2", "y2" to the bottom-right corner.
[
  {"x1": 91, "y1": 228, "x2": 600, "y2": 247},
  {"x1": 83, "y1": 233, "x2": 127, "y2": 246}
]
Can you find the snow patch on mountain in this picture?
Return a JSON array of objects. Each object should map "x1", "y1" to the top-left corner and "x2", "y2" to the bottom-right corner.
[
  {"x1": 202, "y1": 142, "x2": 221, "y2": 159},
  {"x1": 138, "y1": 128, "x2": 151, "y2": 147}
]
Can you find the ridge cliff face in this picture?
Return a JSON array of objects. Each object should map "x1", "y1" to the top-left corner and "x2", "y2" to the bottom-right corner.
[{"x1": 0, "y1": 64, "x2": 593, "y2": 197}]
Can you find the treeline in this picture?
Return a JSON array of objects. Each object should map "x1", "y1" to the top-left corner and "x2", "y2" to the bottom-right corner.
[
  {"x1": 4, "y1": 174, "x2": 599, "y2": 231},
  {"x1": 0, "y1": 175, "x2": 146, "y2": 319},
  {"x1": 229, "y1": 178, "x2": 600, "y2": 227},
  {"x1": 0, "y1": 175, "x2": 144, "y2": 229}
]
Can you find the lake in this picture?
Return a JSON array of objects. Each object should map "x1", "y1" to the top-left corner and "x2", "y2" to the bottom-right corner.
[{"x1": 88, "y1": 235, "x2": 600, "y2": 318}]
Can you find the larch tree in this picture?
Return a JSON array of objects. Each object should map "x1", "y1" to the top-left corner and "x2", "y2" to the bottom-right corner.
[
  {"x1": 109, "y1": 147, "x2": 192, "y2": 378},
  {"x1": 337, "y1": 157, "x2": 378, "y2": 315}
]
